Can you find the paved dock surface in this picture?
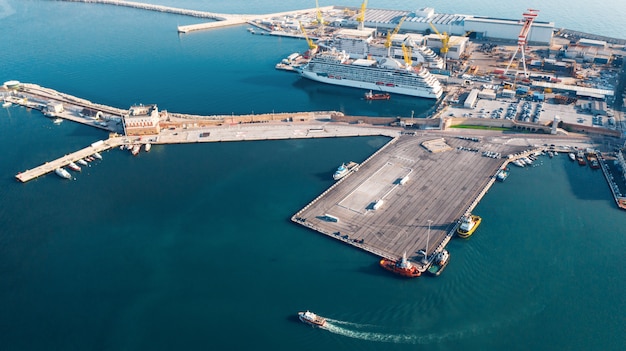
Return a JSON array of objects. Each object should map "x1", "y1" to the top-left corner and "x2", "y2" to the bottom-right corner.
[
  {"x1": 293, "y1": 134, "x2": 531, "y2": 268},
  {"x1": 15, "y1": 138, "x2": 125, "y2": 183}
]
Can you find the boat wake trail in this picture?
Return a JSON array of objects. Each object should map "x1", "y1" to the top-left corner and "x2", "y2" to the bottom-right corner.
[
  {"x1": 321, "y1": 302, "x2": 546, "y2": 344},
  {"x1": 324, "y1": 318, "x2": 376, "y2": 328}
]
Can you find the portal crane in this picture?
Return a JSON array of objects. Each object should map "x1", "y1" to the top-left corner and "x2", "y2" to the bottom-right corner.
[
  {"x1": 429, "y1": 22, "x2": 472, "y2": 69},
  {"x1": 385, "y1": 16, "x2": 407, "y2": 57},
  {"x1": 503, "y1": 9, "x2": 539, "y2": 78},
  {"x1": 356, "y1": 0, "x2": 368, "y2": 31}
]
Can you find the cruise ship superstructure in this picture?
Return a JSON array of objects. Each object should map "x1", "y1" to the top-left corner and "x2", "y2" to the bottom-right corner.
[{"x1": 297, "y1": 48, "x2": 443, "y2": 99}]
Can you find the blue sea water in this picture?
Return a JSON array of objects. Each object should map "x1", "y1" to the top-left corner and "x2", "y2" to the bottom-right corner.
[{"x1": 1, "y1": 0, "x2": 625, "y2": 350}]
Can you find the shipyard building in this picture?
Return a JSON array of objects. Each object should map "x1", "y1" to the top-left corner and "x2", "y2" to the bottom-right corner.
[{"x1": 345, "y1": 7, "x2": 554, "y2": 45}]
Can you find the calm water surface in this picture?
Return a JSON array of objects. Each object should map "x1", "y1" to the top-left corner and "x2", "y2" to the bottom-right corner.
[{"x1": 0, "y1": 0, "x2": 625, "y2": 350}]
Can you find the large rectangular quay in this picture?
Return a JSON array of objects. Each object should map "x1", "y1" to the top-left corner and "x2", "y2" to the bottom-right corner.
[{"x1": 292, "y1": 134, "x2": 532, "y2": 268}]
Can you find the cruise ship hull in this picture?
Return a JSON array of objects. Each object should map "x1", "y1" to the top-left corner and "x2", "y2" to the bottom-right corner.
[{"x1": 300, "y1": 70, "x2": 442, "y2": 99}]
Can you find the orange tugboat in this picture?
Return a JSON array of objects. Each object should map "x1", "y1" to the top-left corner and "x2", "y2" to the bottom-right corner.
[
  {"x1": 364, "y1": 90, "x2": 390, "y2": 100},
  {"x1": 379, "y1": 252, "x2": 421, "y2": 278}
]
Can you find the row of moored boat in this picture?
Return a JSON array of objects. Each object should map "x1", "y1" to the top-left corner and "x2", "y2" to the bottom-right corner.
[{"x1": 54, "y1": 152, "x2": 102, "y2": 179}]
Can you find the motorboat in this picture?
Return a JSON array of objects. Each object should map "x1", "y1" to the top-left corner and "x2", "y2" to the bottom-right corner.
[
  {"x1": 298, "y1": 311, "x2": 326, "y2": 327},
  {"x1": 67, "y1": 162, "x2": 81, "y2": 172},
  {"x1": 54, "y1": 168, "x2": 71, "y2": 179}
]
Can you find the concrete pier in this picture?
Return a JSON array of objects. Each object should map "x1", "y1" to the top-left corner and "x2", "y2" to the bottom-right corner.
[
  {"x1": 58, "y1": 0, "x2": 330, "y2": 34},
  {"x1": 292, "y1": 134, "x2": 533, "y2": 270},
  {"x1": 15, "y1": 138, "x2": 125, "y2": 183}
]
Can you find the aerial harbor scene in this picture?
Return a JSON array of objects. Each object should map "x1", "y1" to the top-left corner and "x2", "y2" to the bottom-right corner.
[{"x1": 1, "y1": 0, "x2": 626, "y2": 349}]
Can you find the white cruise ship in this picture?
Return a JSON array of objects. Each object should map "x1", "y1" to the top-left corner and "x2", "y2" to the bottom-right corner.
[{"x1": 297, "y1": 49, "x2": 443, "y2": 99}]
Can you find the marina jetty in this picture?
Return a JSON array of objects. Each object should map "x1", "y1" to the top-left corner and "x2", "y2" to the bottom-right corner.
[{"x1": 3, "y1": 82, "x2": 399, "y2": 182}]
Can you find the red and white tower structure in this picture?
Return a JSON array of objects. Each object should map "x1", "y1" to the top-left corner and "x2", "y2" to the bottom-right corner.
[{"x1": 504, "y1": 9, "x2": 539, "y2": 78}]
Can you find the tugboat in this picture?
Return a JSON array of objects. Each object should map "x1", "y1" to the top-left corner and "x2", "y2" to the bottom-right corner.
[
  {"x1": 364, "y1": 90, "x2": 390, "y2": 100},
  {"x1": 379, "y1": 252, "x2": 421, "y2": 278},
  {"x1": 298, "y1": 311, "x2": 326, "y2": 327},
  {"x1": 586, "y1": 152, "x2": 600, "y2": 169},
  {"x1": 496, "y1": 168, "x2": 509, "y2": 182},
  {"x1": 426, "y1": 249, "x2": 450, "y2": 276},
  {"x1": 576, "y1": 151, "x2": 586, "y2": 166},
  {"x1": 457, "y1": 214, "x2": 481, "y2": 238}
]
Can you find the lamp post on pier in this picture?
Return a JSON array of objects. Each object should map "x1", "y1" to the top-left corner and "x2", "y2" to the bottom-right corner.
[{"x1": 425, "y1": 219, "x2": 432, "y2": 263}]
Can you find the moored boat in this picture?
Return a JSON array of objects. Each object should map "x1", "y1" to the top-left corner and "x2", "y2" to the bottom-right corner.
[
  {"x1": 2, "y1": 101, "x2": 11, "y2": 108},
  {"x1": 576, "y1": 151, "x2": 586, "y2": 166},
  {"x1": 457, "y1": 214, "x2": 481, "y2": 238},
  {"x1": 77, "y1": 159, "x2": 88, "y2": 166},
  {"x1": 54, "y1": 168, "x2": 71, "y2": 179},
  {"x1": 512, "y1": 159, "x2": 525, "y2": 167},
  {"x1": 298, "y1": 49, "x2": 443, "y2": 99},
  {"x1": 586, "y1": 153, "x2": 600, "y2": 169},
  {"x1": 333, "y1": 161, "x2": 359, "y2": 180},
  {"x1": 131, "y1": 144, "x2": 141, "y2": 156},
  {"x1": 568, "y1": 152, "x2": 576, "y2": 161},
  {"x1": 364, "y1": 90, "x2": 390, "y2": 100},
  {"x1": 92, "y1": 152, "x2": 102, "y2": 160},
  {"x1": 67, "y1": 162, "x2": 81, "y2": 172},
  {"x1": 144, "y1": 143, "x2": 151, "y2": 152},
  {"x1": 496, "y1": 168, "x2": 509, "y2": 182},
  {"x1": 380, "y1": 252, "x2": 421, "y2": 278},
  {"x1": 298, "y1": 311, "x2": 326, "y2": 327},
  {"x1": 426, "y1": 249, "x2": 450, "y2": 276}
]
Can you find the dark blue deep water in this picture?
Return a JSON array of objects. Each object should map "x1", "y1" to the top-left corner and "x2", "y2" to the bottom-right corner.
[{"x1": 1, "y1": 1, "x2": 624, "y2": 350}]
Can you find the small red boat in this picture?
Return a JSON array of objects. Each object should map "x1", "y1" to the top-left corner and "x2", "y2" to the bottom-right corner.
[
  {"x1": 380, "y1": 252, "x2": 421, "y2": 278},
  {"x1": 364, "y1": 90, "x2": 390, "y2": 100}
]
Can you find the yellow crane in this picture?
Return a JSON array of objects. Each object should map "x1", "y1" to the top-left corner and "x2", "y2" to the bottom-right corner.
[
  {"x1": 401, "y1": 43, "x2": 412, "y2": 67},
  {"x1": 312, "y1": 0, "x2": 328, "y2": 26},
  {"x1": 385, "y1": 16, "x2": 407, "y2": 57},
  {"x1": 428, "y1": 22, "x2": 471, "y2": 68},
  {"x1": 299, "y1": 22, "x2": 318, "y2": 58},
  {"x1": 356, "y1": 0, "x2": 368, "y2": 30}
]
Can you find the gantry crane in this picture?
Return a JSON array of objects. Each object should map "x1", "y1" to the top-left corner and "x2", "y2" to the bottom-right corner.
[
  {"x1": 356, "y1": 0, "x2": 368, "y2": 31},
  {"x1": 385, "y1": 16, "x2": 407, "y2": 57},
  {"x1": 428, "y1": 22, "x2": 472, "y2": 69},
  {"x1": 504, "y1": 9, "x2": 539, "y2": 78}
]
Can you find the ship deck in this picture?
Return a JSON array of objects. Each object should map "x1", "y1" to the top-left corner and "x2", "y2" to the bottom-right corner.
[{"x1": 292, "y1": 133, "x2": 531, "y2": 269}]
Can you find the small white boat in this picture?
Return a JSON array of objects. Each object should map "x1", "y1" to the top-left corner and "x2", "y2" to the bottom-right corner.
[
  {"x1": 568, "y1": 153, "x2": 576, "y2": 161},
  {"x1": 54, "y1": 168, "x2": 71, "y2": 179},
  {"x1": 512, "y1": 159, "x2": 525, "y2": 167},
  {"x1": 92, "y1": 152, "x2": 102, "y2": 160},
  {"x1": 77, "y1": 159, "x2": 88, "y2": 166},
  {"x1": 53, "y1": 118, "x2": 63, "y2": 124},
  {"x1": 67, "y1": 162, "x2": 81, "y2": 172},
  {"x1": 298, "y1": 311, "x2": 326, "y2": 327},
  {"x1": 2, "y1": 101, "x2": 11, "y2": 108},
  {"x1": 131, "y1": 144, "x2": 140, "y2": 156},
  {"x1": 144, "y1": 143, "x2": 151, "y2": 152}
]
